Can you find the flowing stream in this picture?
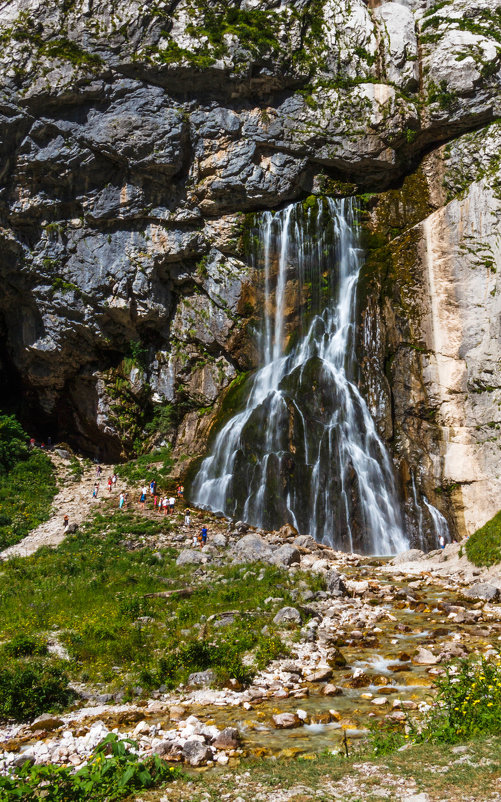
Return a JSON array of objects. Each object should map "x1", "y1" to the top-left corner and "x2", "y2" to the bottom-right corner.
[{"x1": 192, "y1": 198, "x2": 409, "y2": 554}]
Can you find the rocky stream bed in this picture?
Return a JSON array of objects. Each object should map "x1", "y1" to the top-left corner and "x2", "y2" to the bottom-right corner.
[{"x1": 2, "y1": 516, "x2": 500, "y2": 778}]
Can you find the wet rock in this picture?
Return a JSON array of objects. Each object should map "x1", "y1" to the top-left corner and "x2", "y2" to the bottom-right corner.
[
  {"x1": 176, "y1": 549, "x2": 205, "y2": 566},
  {"x1": 272, "y1": 544, "x2": 301, "y2": 567},
  {"x1": 306, "y1": 666, "x2": 333, "y2": 682},
  {"x1": 325, "y1": 569, "x2": 348, "y2": 597},
  {"x1": 463, "y1": 583, "x2": 500, "y2": 602},
  {"x1": 271, "y1": 712, "x2": 301, "y2": 729},
  {"x1": 188, "y1": 670, "x2": 216, "y2": 686},
  {"x1": 30, "y1": 715, "x2": 64, "y2": 732},
  {"x1": 212, "y1": 727, "x2": 240, "y2": 749},
  {"x1": 413, "y1": 647, "x2": 440, "y2": 665},
  {"x1": 273, "y1": 606, "x2": 302, "y2": 626},
  {"x1": 322, "y1": 684, "x2": 343, "y2": 696},
  {"x1": 327, "y1": 647, "x2": 348, "y2": 668},
  {"x1": 182, "y1": 739, "x2": 212, "y2": 766}
]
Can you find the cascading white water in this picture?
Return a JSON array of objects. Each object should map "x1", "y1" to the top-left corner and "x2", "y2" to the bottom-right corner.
[
  {"x1": 424, "y1": 497, "x2": 450, "y2": 544},
  {"x1": 192, "y1": 198, "x2": 409, "y2": 554}
]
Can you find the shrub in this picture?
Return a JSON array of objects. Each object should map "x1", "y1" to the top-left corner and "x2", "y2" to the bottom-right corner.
[
  {"x1": 466, "y1": 511, "x2": 501, "y2": 566},
  {"x1": 0, "y1": 733, "x2": 183, "y2": 801},
  {"x1": 0, "y1": 414, "x2": 28, "y2": 473},
  {"x1": 0, "y1": 660, "x2": 72, "y2": 722},
  {"x1": 419, "y1": 655, "x2": 501, "y2": 743},
  {"x1": 3, "y1": 634, "x2": 48, "y2": 657},
  {"x1": 115, "y1": 447, "x2": 172, "y2": 486}
]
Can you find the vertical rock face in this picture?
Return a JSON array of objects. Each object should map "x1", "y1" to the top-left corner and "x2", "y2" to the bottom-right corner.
[
  {"x1": 0, "y1": 0, "x2": 500, "y2": 540},
  {"x1": 358, "y1": 123, "x2": 501, "y2": 542}
]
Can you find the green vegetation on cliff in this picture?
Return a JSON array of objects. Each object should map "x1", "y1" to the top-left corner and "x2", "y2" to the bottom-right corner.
[
  {"x1": 0, "y1": 414, "x2": 57, "y2": 550},
  {"x1": 466, "y1": 510, "x2": 501, "y2": 566}
]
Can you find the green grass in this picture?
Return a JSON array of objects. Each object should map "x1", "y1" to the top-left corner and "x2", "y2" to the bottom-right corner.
[
  {"x1": 114, "y1": 447, "x2": 173, "y2": 486},
  {"x1": 0, "y1": 509, "x2": 320, "y2": 718},
  {"x1": 466, "y1": 510, "x2": 501, "y2": 566},
  {"x1": 0, "y1": 449, "x2": 57, "y2": 550}
]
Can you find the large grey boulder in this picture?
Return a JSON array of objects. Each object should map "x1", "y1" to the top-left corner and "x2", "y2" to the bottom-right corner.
[
  {"x1": 181, "y1": 739, "x2": 212, "y2": 766},
  {"x1": 212, "y1": 533, "x2": 228, "y2": 548},
  {"x1": 176, "y1": 549, "x2": 205, "y2": 566},
  {"x1": 231, "y1": 533, "x2": 273, "y2": 564},
  {"x1": 391, "y1": 549, "x2": 425, "y2": 565},
  {"x1": 272, "y1": 544, "x2": 301, "y2": 567},
  {"x1": 188, "y1": 669, "x2": 216, "y2": 686},
  {"x1": 273, "y1": 606, "x2": 302, "y2": 626},
  {"x1": 463, "y1": 583, "x2": 500, "y2": 602}
]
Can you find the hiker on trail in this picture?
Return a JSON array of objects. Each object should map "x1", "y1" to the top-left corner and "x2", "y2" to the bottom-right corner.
[
  {"x1": 177, "y1": 484, "x2": 184, "y2": 499},
  {"x1": 192, "y1": 530, "x2": 198, "y2": 547},
  {"x1": 162, "y1": 496, "x2": 169, "y2": 515},
  {"x1": 63, "y1": 515, "x2": 69, "y2": 532},
  {"x1": 150, "y1": 479, "x2": 156, "y2": 496},
  {"x1": 184, "y1": 508, "x2": 191, "y2": 527},
  {"x1": 107, "y1": 477, "x2": 113, "y2": 493},
  {"x1": 153, "y1": 494, "x2": 158, "y2": 509},
  {"x1": 200, "y1": 525, "x2": 208, "y2": 547},
  {"x1": 112, "y1": 473, "x2": 117, "y2": 490},
  {"x1": 139, "y1": 490, "x2": 146, "y2": 509},
  {"x1": 439, "y1": 535, "x2": 445, "y2": 549},
  {"x1": 29, "y1": 437, "x2": 35, "y2": 449},
  {"x1": 169, "y1": 495, "x2": 176, "y2": 514},
  {"x1": 92, "y1": 484, "x2": 99, "y2": 498},
  {"x1": 119, "y1": 492, "x2": 125, "y2": 509},
  {"x1": 96, "y1": 465, "x2": 102, "y2": 478}
]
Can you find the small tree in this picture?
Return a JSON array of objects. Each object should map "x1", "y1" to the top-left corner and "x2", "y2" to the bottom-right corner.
[{"x1": 0, "y1": 414, "x2": 28, "y2": 474}]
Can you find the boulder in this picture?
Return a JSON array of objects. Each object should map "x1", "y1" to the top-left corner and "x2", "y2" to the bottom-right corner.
[
  {"x1": 176, "y1": 549, "x2": 205, "y2": 566},
  {"x1": 231, "y1": 533, "x2": 273, "y2": 563},
  {"x1": 271, "y1": 712, "x2": 301, "y2": 729},
  {"x1": 306, "y1": 666, "x2": 333, "y2": 682},
  {"x1": 188, "y1": 669, "x2": 216, "y2": 686},
  {"x1": 155, "y1": 741, "x2": 183, "y2": 761},
  {"x1": 30, "y1": 714, "x2": 64, "y2": 732},
  {"x1": 272, "y1": 544, "x2": 301, "y2": 567},
  {"x1": 463, "y1": 583, "x2": 500, "y2": 602},
  {"x1": 325, "y1": 568, "x2": 348, "y2": 597},
  {"x1": 391, "y1": 549, "x2": 425, "y2": 564},
  {"x1": 212, "y1": 727, "x2": 240, "y2": 749},
  {"x1": 322, "y1": 684, "x2": 343, "y2": 696},
  {"x1": 182, "y1": 739, "x2": 212, "y2": 766},
  {"x1": 293, "y1": 535, "x2": 317, "y2": 549},
  {"x1": 413, "y1": 647, "x2": 440, "y2": 665},
  {"x1": 273, "y1": 606, "x2": 302, "y2": 626},
  {"x1": 212, "y1": 533, "x2": 228, "y2": 548}
]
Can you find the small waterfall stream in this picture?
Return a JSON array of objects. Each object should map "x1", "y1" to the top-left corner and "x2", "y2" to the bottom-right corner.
[{"x1": 192, "y1": 198, "x2": 409, "y2": 554}]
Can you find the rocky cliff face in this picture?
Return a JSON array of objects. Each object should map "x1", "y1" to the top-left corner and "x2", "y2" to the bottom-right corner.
[{"x1": 0, "y1": 0, "x2": 500, "y2": 538}]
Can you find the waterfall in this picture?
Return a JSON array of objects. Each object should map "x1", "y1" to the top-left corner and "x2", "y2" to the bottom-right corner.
[
  {"x1": 423, "y1": 497, "x2": 450, "y2": 545},
  {"x1": 192, "y1": 198, "x2": 409, "y2": 554}
]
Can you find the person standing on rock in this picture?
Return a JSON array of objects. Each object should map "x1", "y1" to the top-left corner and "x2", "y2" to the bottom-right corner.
[
  {"x1": 150, "y1": 479, "x2": 156, "y2": 496},
  {"x1": 112, "y1": 473, "x2": 117, "y2": 491},
  {"x1": 119, "y1": 492, "x2": 125, "y2": 509},
  {"x1": 162, "y1": 496, "x2": 169, "y2": 515},
  {"x1": 107, "y1": 476, "x2": 113, "y2": 493},
  {"x1": 96, "y1": 465, "x2": 102, "y2": 479},
  {"x1": 63, "y1": 515, "x2": 69, "y2": 532},
  {"x1": 169, "y1": 495, "x2": 176, "y2": 515},
  {"x1": 177, "y1": 484, "x2": 184, "y2": 499},
  {"x1": 139, "y1": 489, "x2": 146, "y2": 509},
  {"x1": 184, "y1": 508, "x2": 191, "y2": 528},
  {"x1": 92, "y1": 484, "x2": 99, "y2": 498},
  {"x1": 439, "y1": 535, "x2": 445, "y2": 549}
]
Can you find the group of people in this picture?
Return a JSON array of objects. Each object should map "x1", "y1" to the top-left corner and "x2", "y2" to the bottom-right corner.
[
  {"x1": 137, "y1": 481, "x2": 184, "y2": 515},
  {"x1": 92, "y1": 466, "x2": 118, "y2": 498}
]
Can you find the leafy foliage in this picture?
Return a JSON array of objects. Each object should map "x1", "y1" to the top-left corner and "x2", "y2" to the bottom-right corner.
[
  {"x1": 419, "y1": 656, "x2": 501, "y2": 743},
  {"x1": 0, "y1": 660, "x2": 72, "y2": 722},
  {"x1": 114, "y1": 447, "x2": 173, "y2": 485},
  {"x1": 0, "y1": 413, "x2": 57, "y2": 549},
  {"x1": 466, "y1": 511, "x2": 501, "y2": 566},
  {"x1": 0, "y1": 733, "x2": 182, "y2": 800}
]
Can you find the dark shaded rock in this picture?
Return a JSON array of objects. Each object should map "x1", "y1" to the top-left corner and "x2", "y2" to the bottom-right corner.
[
  {"x1": 182, "y1": 739, "x2": 212, "y2": 766},
  {"x1": 212, "y1": 727, "x2": 240, "y2": 749}
]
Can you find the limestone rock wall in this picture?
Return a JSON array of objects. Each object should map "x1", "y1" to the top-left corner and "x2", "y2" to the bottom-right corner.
[{"x1": 0, "y1": 0, "x2": 500, "y2": 536}]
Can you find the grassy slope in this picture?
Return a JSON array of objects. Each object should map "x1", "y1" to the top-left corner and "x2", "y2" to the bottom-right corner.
[
  {"x1": 0, "y1": 450, "x2": 57, "y2": 550},
  {"x1": 0, "y1": 508, "x2": 321, "y2": 705},
  {"x1": 466, "y1": 509, "x2": 501, "y2": 567}
]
